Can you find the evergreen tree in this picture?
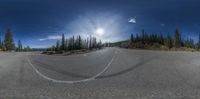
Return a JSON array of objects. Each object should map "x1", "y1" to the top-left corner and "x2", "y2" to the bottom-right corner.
[
  {"x1": 17, "y1": 40, "x2": 23, "y2": 51},
  {"x1": 60, "y1": 34, "x2": 65, "y2": 51},
  {"x1": 68, "y1": 38, "x2": 72, "y2": 50},
  {"x1": 78, "y1": 35, "x2": 82, "y2": 50},
  {"x1": 140, "y1": 29, "x2": 149, "y2": 44},
  {"x1": 198, "y1": 33, "x2": 200, "y2": 50},
  {"x1": 74, "y1": 36, "x2": 78, "y2": 49},
  {"x1": 165, "y1": 33, "x2": 172, "y2": 48},
  {"x1": 51, "y1": 45, "x2": 56, "y2": 51},
  {"x1": 1, "y1": 42, "x2": 5, "y2": 51},
  {"x1": 86, "y1": 37, "x2": 89, "y2": 49},
  {"x1": 92, "y1": 37, "x2": 97, "y2": 48},
  {"x1": 190, "y1": 39, "x2": 195, "y2": 49},
  {"x1": 55, "y1": 40, "x2": 60, "y2": 51},
  {"x1": 99, "y1": 40, "x2": 102, "y2": 48},
  {"x1": 159, "y1": 32, "x2": 164, "y2": 45},
  {"x1": 4, "y1": 28, "x2": 15, "y2": 51},
  {"x1": 89, "y1": 35, "x2": 92, "y2": 49},
  {"x1": 72, "y1": 36, "x2": 75, "y2": 50},
  {"x1": 24, "y1": 46, "x2": 31, "y2": 51},
  {"x1": 130, "y1": 34, "x2": 134, "y2": 45},
  {"x1": 174, "y1": 29, "x2": 181, "y2": 48},
  {"x1": 153, "y1": 33, "x2": 158, "y2": 43},
  {"x1": 149, "y1": 33, "x2": 158, "y2": 45},
  {"x1": 185, "y1": 38, "x2": 195, "y2": 49},
  {"x1": 0, "y1": 37, "x2": 2, "y2": 50},
  {"x1": 135, "y1": 34, "x2": 140, "y2": 42},
  {"x1": 65, "y1": 39, "x2": 68, "y2": 50},
  {"x1": 144, "y1": 32, "x2": 149, "y2": 44}
]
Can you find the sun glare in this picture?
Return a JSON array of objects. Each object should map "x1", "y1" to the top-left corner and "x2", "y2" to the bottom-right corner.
[{"x1": 96, "y1": 28, "x2": 105, "y2": 36}]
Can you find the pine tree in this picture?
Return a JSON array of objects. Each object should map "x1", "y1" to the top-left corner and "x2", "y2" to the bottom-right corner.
[
  {"x1": 144, "y1": 32, "x2": 149, "y2": 44},
  {"x1": 130, "y1": 34, "x2": 134, "y2": 45},
  {"x1": 198, "y1": 33, "x2": 200, "y2": 50},
  {"x1": 51, "y1": 45, "x2": 56, "y2": 51},
  {"x1": 174, "y1": 29, "x2": 181, "y2": 48},
  {"x1": 26, "y1": 46, "x2": 31, "y2": 51},
  {"x1": 65, "y1": 39, "x2": 68, "y2": 50},
  {"x1": 72, "y1": 36, "x2": 75, "y2": 50},
  {"x1": 141, "y1": 29, "x2": 145, "y2": 44},
  {"x1": 83, "y1": 39, "x2": 87, "y2": 49},
  {"x1": 60, "y1": 34, "x2": 65, "y2": 51},
  {"x1": 159, "y1": 32, "x2": 164, "y2": 45},
  {"x1": 1, "y1": 42, "x2": 5, "y2": 51},
  {"x1": 68, "y1": 38, "x2": 72, "y2": 50},
  {"x1": 165, "y1": 33, "x2": 172, "y2": 48},
  {"x1": 153, "y1": 33, "x2": 158, "y2": 43},
  {"x1": 92, "y1": 37, "x2": 97, "y2": 48},
  {"x1": 4, "y1": 28, "x2": 15, "y2": 51},
  {"x1": 190, "y1": 39, "x2": 195, "y2": 49},
  {"x1": 89, "y1": 35, "x2": 92, "y2": 49},
  {"x1": 185, "y1": 38, "x2": 195, "y2": 48},
  {"x1": 99, "y1": 40, "x2": 102, "y2": 48},
  {"x1": 78, "y1": 35, "x2": 82, "y2": 50},
  {"x1": 86, "y1": 37, "x2": 89, "y2": 49},
  {"x1": 55, "y1": 40, "x2": 60, "y2": 51},
  {"x1": 0, "y1": 37, "x2": 2, "y2": 50},
  {"x1": 149, "y1": 33, "x2": 158, "y2": 45},
  {"x1": 18, "y1": 40, "x2": 23, "y2": 51},
  {"x1": 135, "y1": 34, "x2": 140, "y2": 42}
]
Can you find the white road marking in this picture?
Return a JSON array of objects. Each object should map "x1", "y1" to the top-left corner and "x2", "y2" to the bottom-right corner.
[
  {"x1": 83, "y1": 54, "x2": 87, "y2": 56},
  {"x1": 26, "y1": 51, "x2": 116, "y2": 84}
]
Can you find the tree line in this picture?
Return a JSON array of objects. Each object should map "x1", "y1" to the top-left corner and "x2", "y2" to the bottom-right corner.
[
  {"x1": 128, "y1": 29, "x2": 200, "y2": 50},
  {"x1": 0, "y1": 28, "x2": 31, "y2": 51},
  {"x1": 48, "y1": 34, "x2": 103, "y2": 52}
]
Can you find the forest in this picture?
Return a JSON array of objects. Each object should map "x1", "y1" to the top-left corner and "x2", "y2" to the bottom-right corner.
[
  {"x1": 118, "y1": 29, "x2": 200, "y2": 51},
  {"x1": 1, "y1": 28, "x2": 200, "y2": 52},
  {"x1": 47, "y1": 34, "x2": 103, "y2": 53},
  {"x1": 0, "y1": 28, "x2": 31, "y2": 51}
]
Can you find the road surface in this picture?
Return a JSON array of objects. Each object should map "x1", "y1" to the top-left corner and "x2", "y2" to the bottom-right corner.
[{"x1": 1, "y1": 47, "x2": 200, "y2": 99}]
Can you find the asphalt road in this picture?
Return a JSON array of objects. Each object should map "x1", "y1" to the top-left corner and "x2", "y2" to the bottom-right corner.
[{"x1": 1, "y1": 47, "x2": 200, "y2": 99}]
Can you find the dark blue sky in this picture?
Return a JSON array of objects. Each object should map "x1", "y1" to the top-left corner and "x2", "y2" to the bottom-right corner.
[{"x1": 0, "y1": 0, "x2": 200, "y2": 48}]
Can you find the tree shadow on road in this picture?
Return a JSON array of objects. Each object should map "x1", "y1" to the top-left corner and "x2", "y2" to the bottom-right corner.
[{"x1": 97, "y1": 55, "x2": 158, "y2": 79}]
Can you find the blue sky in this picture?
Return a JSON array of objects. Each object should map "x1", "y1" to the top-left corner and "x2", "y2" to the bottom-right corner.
[{"x1": 0, "y1": 0, "x2": 200, "y2": 48}]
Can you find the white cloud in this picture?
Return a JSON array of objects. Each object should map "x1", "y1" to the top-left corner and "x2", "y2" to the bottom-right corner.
[
  {"x1": 39, "y1": 35, "x2": 62, "y2": 41},
  {"x1": 128, "y1": 17, "x2": 136, "y2": 23}
]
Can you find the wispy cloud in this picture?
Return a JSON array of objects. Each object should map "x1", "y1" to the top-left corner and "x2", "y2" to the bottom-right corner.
[
  {"x1": 160, "y1": 23, "x2": 165, "y2": 27},
  {"x1": 48, "y1": 35, "x2": 62, "y2": 40},
  {"x1": 128, "y1": 17, "x2": 136, "y2": 23},
  {"x1": 39, "y1": 35, "x2": 62, "y2": 41},
  {"x1": 39, "y1": 38, "x2": 46, "y2": 41}
]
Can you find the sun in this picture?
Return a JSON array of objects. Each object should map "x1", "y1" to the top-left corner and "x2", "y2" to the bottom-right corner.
[{"x1": 96, "y1": 28, "x2": 105, "y2": 36}]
